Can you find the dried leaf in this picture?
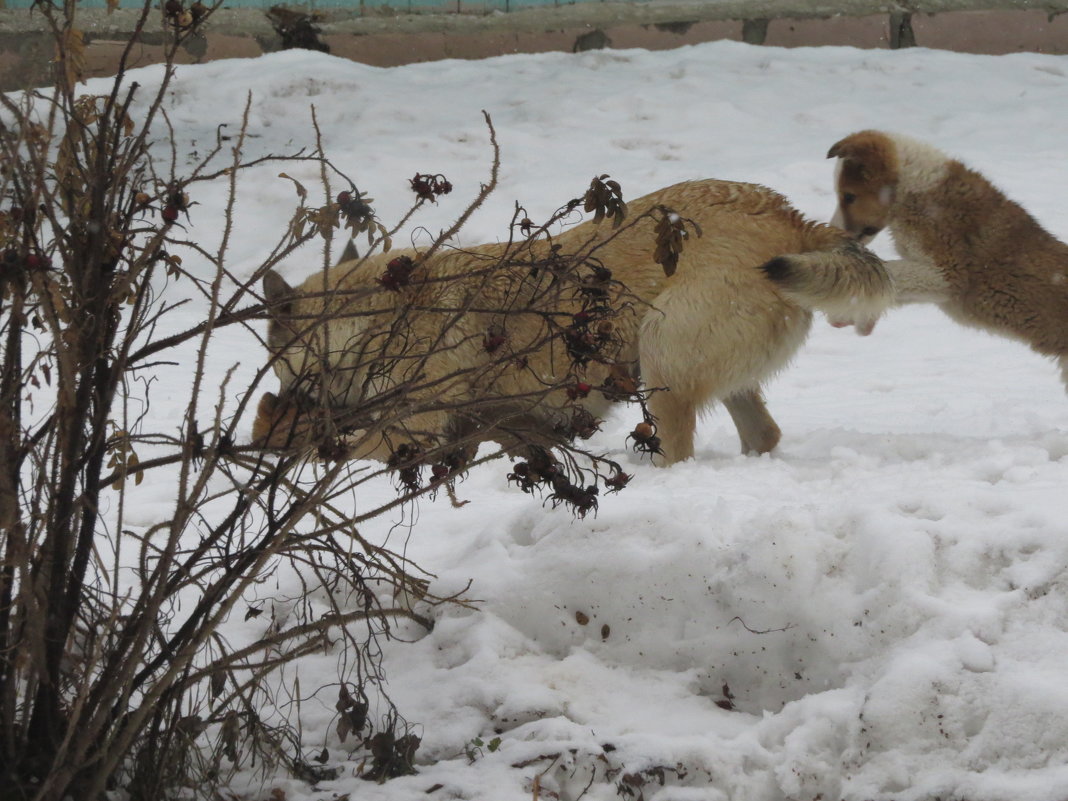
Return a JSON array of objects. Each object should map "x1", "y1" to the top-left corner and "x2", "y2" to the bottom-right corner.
[
  {"x1": 109, "y1": 466, "x2": 125, "y2": 491},
  {"x1": 653, "y1": 209, "x2": 691, "y2": 277},
  {"x1": 26, "y1": 121, "x2": 52, "y2": 148},
  {"x1": 336, "y1": 715, "x2": 352, "y2": 743},
  {"x1": 302, "y1": 205, "x2": 340, "y2": 240},
  {"x1": 210, "y1": 669, "x2": 226, "y2": 699},
  {"x1": 337, "y1": 684, "x2": 352, "y2": 710},
  {"x1": 128, "y1": 451, "x2": 143, "y2": 486},
  {"x1": 221, "y1": 711, "x2": 240, "y2": 763},
  {"x1": 290, "y1": 211, "x2": 307, "y2": 241},
  {"x1": 583, "y1": 174, "x2": 628, "y2": 231},
  {"x1": 278, "y1": 172, "x2": 308, "y2": 201},
  {"x1": 177, "y1": 715, "x2": 206, "y2": 735},
  {"x1": 57, "y1": 29, "x2": 88, "y2": 85}
]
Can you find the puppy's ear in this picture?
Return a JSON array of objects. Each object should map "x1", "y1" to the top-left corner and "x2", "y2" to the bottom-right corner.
[
  {"x1": 827, "y1": 138, "x2": 850, "y2": 159},
  {"x1": 263, "y1": 270, "x2": 296, "y2": 317},
  {"x1": 827, "y1": 131, "x2": 877, "y2": 161},
  {"x1": 828, "y1": 131, "x2": 897, "y2": 178},
  {"x1": 826, "y1": 131, "x2": 898, "y2": 185},
  {"x1": 827, "y1": 136, "x2": 871, "y2": 173}
]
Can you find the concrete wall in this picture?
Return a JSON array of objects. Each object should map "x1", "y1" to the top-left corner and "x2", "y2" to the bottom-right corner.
[{"x1": 3, "y1": 0, "x2": 1068, "y2": 91}]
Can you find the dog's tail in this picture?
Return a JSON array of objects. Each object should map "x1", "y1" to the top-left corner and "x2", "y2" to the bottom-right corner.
[{"x1": 759, "y1": 238, "x2": 893, "y2": 336}]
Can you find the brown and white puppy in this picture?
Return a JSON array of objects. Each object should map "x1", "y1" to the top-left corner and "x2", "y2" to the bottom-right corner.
[
  {"x1": 823, "y1": 129, "x2": 1068, "y2": 387},
  {"x1": 256, "y1": 179, "x2": 893, "y2": 465}
]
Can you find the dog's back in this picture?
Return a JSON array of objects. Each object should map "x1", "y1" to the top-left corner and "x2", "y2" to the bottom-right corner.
[{"x1": 260, "y1": 179, "x2": 892, "y2": 464}]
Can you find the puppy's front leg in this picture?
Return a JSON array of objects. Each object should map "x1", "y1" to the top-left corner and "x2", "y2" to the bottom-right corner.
[{"x1": 884, "y1": 258, "x2": 952, "y2": 305}]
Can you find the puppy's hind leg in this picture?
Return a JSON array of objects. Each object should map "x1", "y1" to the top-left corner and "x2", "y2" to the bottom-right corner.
[{"x1": 723, "y1": 388, "x2": 781, "y2": 455}]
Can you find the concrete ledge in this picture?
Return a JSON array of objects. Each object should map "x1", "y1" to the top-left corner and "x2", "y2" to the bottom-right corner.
[{"x1": 4, "y1": 1, "x2": 1068, "y2": 91}]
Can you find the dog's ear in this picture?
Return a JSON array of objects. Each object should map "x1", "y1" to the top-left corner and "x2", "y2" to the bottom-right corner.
[
  {"x1": 338, "y1": 239, "x2": 359, "y2": 263},
  {"x1": 263, "y1": 270, "x2": 303, "y2": 354},
  {"x1": 263, "y1": 269, "x2": 296, "y2": 317}
]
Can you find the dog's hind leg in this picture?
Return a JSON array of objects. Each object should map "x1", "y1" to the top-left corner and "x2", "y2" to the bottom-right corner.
[
  {"x1": 723, "y1": 388, "x2": 781, "y2": 455},
  {"x1": 646, "y1": 388, "x2": 697, "y2": 466}
]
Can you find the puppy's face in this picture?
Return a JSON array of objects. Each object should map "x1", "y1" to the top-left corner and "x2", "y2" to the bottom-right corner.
[{"x1": 827, "y1": 131, "x2": 899, "y2": 244}]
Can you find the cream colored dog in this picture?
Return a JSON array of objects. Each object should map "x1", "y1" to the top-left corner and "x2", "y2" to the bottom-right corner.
[
  {"x1": 821, "y1": 129, "x2": 1068, "y2": 387},
  {"x1": 256, "y1": 179, "x2": 892, "y2": 465}
]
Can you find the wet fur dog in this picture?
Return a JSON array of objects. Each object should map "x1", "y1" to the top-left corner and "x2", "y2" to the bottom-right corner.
[
  {"x1": 823, "y1": 129, "x2": 1068, "y2": 387},
  {"x1": 255, "y1": 179, "x2": 891, "y2": 465}
]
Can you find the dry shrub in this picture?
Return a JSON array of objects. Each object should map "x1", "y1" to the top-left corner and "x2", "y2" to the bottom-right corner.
[{"x1": 0, "y1": 3, "x2": 674, "y2": 798}]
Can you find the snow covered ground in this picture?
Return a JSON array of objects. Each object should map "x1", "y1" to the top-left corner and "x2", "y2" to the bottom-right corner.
[{"x1": 84, "y1": 40, "x2": 1068, "y2": 800}]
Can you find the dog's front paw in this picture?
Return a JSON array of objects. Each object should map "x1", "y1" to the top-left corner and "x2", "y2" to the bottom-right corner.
[
  {"x1": 826, "y1": 315, "x2": 878, "y2": 335},
  {"x1": 251, "y1": 391, "x2": 320, "y2": 450}
]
